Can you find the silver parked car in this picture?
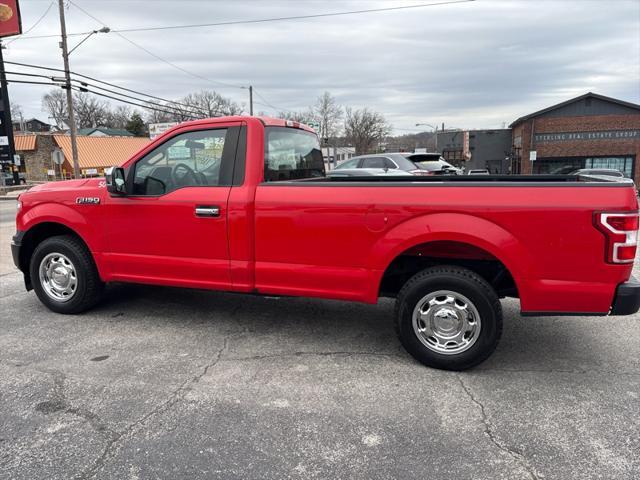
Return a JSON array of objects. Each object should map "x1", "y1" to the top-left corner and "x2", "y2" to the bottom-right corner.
[
  {"x1": 400, "y1": 152, "x2": 463, "y2": 175},
  {"x1": 570, "y1": 168, "x2": 624, "y2": 178},
  {"x1": 334, "y1": 152, "x2": 463, "y2": 176},
  {"x1": 327, "y1": 167, "x2": 414, "y2": 177},
  {"x1": 334, "y1": 153, "x2": 433, "y2": 176}
]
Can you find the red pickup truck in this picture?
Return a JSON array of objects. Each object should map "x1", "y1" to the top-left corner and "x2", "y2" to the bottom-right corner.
[{"x1": 11, "y1": 116, "x2": 640, "y2": 370}]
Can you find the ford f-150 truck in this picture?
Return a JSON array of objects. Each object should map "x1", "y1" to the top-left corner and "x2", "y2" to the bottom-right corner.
[{"x1": 11, "y1": 116, "x2": 640, "y2": 370}]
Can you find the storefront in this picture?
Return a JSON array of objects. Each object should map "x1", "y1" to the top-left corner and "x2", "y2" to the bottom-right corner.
[{"x1": 510, "y1": 93, "x2": 640, "y2": 180}]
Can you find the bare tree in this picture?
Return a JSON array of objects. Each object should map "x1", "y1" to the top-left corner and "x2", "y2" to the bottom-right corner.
[
  {"x1": 10, "y1": 101, "x2": 24, "y2": 124},
  {"x1": 344, "y1": 107, "x2": 391, "y2": 155},
  {"x1": 313, "y1": 91, "x2": 342, "y2": 140},
  {"x1": 181, "y1": 90, "x2": 242, "y2": 118},
  {"x1": 42, "y1": 89, "x2": 68, "y2": 129},
  {"x1": 144, "y1": 103, "x2": 174, "y2": 124},
  {"x1": 277, "y1": 108, "x2": 316, "y2": 125},
  {"x1": 73, "y1": 93, "x2": 110, "y2": 128},
  {"x1": 104, "y1": 105, "x2": 132, "y2": 129}
]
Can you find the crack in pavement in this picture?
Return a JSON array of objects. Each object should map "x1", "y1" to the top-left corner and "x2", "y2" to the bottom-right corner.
[
  {"x1": 457, "y1": 375, "x2": 541, "y2": 480},
  {"x1": 222, "y1": 351, "x2": 405, "y2": 362},
  {"x1": 36, "y1": 369, "x2": 117, "y2": 439},
  {"x1": 74, "y1": 329, "x2": 243, "y2": 480},
  {"x1": 478, "y1": 367, "x2": 640, "y2": 377}
]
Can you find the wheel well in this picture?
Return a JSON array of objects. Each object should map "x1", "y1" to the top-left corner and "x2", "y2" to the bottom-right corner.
[
  {"x1": 379, "y1": 240, "x2": 518, "y2": 299},
  {"x1": 18, "y1": 223, "x2": 88, "y2": 289}
]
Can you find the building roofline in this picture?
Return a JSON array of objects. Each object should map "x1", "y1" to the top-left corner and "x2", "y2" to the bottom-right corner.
[{"x1": 509, "y1": 92, "x2": 640, "y2": 127}]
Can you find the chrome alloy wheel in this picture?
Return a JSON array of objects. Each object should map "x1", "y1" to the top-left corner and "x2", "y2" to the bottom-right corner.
[
  {"x1": 38, "y1": 253, "x2": 78, "y2": 303},
  {"x1": 412, "y1": 290, "x2": 481, "y2": 355}
]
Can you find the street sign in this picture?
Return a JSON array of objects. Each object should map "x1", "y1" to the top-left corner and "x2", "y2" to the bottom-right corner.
[
  {"x1": 52, "y1": 149, "x2": 64, "y2": 165},
  {"x1": 529, "y1": 150, "x2": 537, "y2": 161},
  {"x1": 149, "y1": 122, "x2": 178, "y2": 139}
]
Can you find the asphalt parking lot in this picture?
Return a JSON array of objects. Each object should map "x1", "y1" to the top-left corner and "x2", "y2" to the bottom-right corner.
[{"x1": 1, "y1": 200, "x2": 639, "y2": 480}]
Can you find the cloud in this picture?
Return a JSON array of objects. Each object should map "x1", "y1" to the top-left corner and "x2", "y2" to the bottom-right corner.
[{"x1": 6, "y1": 0, "x2": 640, "y2": 132}]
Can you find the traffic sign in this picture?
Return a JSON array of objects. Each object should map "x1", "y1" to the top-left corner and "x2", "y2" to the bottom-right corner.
[{"x1": 52, "y1": 149, "x2": 65, "y2": 165}]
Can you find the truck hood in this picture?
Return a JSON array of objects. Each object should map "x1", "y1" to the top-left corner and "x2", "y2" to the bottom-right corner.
[
  {"x1": 27, "y1": 178, "x2": 94, "y2": 192},
  {"x1": 21, "y1": 178, "x2": 105, "y2": 202}
]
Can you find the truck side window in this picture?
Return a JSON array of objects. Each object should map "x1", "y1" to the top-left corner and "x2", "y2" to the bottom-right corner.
[
  {"x1": 264, "y1": 127, "x2": 324, "y2": 182},
  {"x1": 133, "y1": 129, "x2": 228, "y2": 195}
]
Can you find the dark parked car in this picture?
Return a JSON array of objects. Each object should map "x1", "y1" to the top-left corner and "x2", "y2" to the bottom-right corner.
[{"x1": 2, "y1": 172, "x2": 26, "y2": 186}]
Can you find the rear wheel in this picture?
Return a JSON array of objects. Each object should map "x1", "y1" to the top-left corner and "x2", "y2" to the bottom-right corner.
[
  {"x1": 395, "y1": 266, "x2": 502, "y2": 370},
  {"x1": 30, "y1": 235, "x2": 104, "y2": 314}
]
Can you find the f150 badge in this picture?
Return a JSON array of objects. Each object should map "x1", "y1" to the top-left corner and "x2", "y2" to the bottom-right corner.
[{"x1": 76, "y1": 197, "x2": 100, "y2": 205}]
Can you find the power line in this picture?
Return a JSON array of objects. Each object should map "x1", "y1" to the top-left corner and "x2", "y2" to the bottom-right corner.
[
  {"x1": 69, "y1": 1, "x2": 245, "y2": 91},
  {"x1": 252, "y1": 88, "x2": 288, "y2": 113},
  {"x1": 69, "y1": 85, "x2": 199, "y2": 119},
  {"x1": 16, "y1": 0, "x2": 475, "y2": 38},
  {"x1": 5, "y1": 1, "x2": 54, "y2": 46},
  {"x1": 4, "y1": 61, "x2": 210, "y2": 116},
  {"x1": 6, "y1": 77, "x2": 197, "y2": 118},
  {"x1": 6, "y1": 72, "x2": 203, "y2": 118}
]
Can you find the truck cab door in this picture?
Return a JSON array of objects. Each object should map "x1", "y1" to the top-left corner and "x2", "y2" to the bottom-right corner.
[{"x1": 103, "y1": 123, "x2": 242, "y2": 289}]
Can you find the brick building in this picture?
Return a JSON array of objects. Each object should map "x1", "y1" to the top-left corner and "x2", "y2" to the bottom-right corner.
[{"x1": 509, "y1": 92, "x2": 640, "y2": 178}]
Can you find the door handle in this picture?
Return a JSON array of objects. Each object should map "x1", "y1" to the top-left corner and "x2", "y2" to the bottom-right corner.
[{"x1": 195, "y1": 206, "x2": 220, "y2": 217}]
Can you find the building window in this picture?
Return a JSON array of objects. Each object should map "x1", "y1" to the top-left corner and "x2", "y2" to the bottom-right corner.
[
  {"x1": 585, "y1": 157, "x2": 634, "y2": 178},
  {"x1": 532, "y1": 156, "x2": 635, "y2": 178}
]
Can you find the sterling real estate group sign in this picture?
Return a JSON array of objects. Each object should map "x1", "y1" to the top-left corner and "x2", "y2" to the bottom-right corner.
[{"x1": 534, "y1": 130, "x2": 640, "y2": 143}]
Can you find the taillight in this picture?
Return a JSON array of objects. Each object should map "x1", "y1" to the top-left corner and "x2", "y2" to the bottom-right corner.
[{"x1": 595, "y1": 212, "x2": 639, "y2": 264}]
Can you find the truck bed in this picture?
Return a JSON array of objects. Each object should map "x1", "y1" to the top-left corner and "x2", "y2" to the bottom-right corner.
[{"x1": 305, "y1": 174, "x2": 635, "y2": 184}]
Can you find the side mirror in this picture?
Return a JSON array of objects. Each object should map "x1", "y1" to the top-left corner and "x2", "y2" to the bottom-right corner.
[{"x1": 107, "y1": 167, "x2": 127, "y2": 195}]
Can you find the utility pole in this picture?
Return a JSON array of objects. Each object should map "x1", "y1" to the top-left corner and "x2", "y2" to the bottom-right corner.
[
  {"x1": 57, "y1": 0, "x2": 80, "y2": 179},
  {"x1": 0, "y1": 41, "x2": 18, "y2": 185},
  {"x1": 249, "y1": 85, "x2": 253, "y2": 116}
]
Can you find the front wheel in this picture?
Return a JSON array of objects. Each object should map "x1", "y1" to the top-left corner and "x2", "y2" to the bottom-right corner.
[
  {"x1": 30, "y1": 235, "x2": 104, "y2": 314},
  {"x1": 395, "y1": 266, "x2": 502, "y2": 371}
]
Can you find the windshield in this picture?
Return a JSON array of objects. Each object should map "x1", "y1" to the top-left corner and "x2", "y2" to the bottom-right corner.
[{"x1": 264, "y1": 127, "x2": 324, "y2": 181}]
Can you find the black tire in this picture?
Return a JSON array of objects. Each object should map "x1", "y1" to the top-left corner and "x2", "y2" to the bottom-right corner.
[
  {"x1": 395, "y1": 266, "x2": 502, "y2": 371},
  {"x1": 29, "y1": 235, "x2": 104, "y2": 314}
]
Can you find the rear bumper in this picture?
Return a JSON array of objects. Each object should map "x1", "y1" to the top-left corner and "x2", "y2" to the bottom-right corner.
[{"x1": 610, "y1": 277, "x2": 640, "y2": 316}]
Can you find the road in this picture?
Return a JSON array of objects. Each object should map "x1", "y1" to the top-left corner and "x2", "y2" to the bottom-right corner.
[{"x1": 0, "y1": 203, "x2": 639, "y2": 480}]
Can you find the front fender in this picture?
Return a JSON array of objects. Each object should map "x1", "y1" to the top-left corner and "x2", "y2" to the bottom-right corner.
[
  {"x1": 19, "y1": 202, "x2": 103, "y2": 253},
  {"x1": 369, "y1": 212, "x2": 534, "y2": 284}
]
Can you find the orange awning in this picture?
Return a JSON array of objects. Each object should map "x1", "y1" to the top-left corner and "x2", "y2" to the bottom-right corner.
[
  {"x1": 15, "y1": 134, "x2": 37, "y2": 151},
  {"x1": 53, "y1": 135, "x2": 150, "y2": 169}
]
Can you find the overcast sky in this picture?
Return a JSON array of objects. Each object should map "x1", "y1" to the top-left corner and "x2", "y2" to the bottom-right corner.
[{"x1": 5, "y1": 0, "x2": 640, "y2": 133}]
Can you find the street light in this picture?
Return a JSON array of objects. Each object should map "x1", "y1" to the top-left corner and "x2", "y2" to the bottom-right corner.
[
  {"x1": 68, "y1": 27, "x2": 110, "y2": 56},
  {"x1": 415, "y1": 122, "x2": 439, "y2": 150},
  {"x1": 58, "y1": 0, "x2": 110, "y2": 179}
]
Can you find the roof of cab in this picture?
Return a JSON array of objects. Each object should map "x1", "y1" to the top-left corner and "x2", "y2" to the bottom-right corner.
[{"x1": 160, "y1": 115, "x2": 316, "y2": 135}]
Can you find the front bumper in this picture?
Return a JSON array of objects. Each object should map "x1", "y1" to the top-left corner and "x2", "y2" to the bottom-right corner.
[
  {"x1": 610, "y1": 277, "x2": 640, "y2": 315},
  {"x1": 11, "y1": 230, "x2": 24, "y2": 270}
]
